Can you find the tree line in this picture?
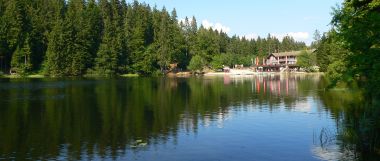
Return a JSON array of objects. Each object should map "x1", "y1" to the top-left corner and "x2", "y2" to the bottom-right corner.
[
  {"x1": 0, "y1": 0, "x2": 306, "y2": 76},
  {"x1": 313, "y1": 0, "x2": 380, "y2": 97},
  {"x1": 313, "y1": 0, "x2": 380, "y2": 156}
]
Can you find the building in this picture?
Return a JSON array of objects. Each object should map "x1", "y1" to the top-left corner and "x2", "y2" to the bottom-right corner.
[
  {"x1": 255, "y1": 50, "x2": 314, "y2": 72},
  {"x1": 266, "y1": 50, "x2": 303, "y2": 66}
]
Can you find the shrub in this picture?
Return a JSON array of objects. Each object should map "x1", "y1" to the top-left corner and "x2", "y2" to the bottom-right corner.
[{"x1": 188, "y1": 55, "x2": 206, "y2": 73}]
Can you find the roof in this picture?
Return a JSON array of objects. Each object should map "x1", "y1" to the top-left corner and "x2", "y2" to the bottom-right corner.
[
  {"x1": 269, "y1": 49, "x2": 316, "y2": 57},
  {"x1": 272, "y1": 51, "x2": 302, "y2": 57}
]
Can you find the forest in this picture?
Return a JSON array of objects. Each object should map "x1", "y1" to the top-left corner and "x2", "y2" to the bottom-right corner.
[
  {"x1": 0, "y1": 0, "x2": 306, "y2": 76},
  {"x1": 314, "y1": 0, "x2": 380, "y2": 97}
]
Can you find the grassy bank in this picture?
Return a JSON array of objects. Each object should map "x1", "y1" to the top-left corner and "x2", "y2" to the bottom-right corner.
[
  {"x1": 119, "y1": 74, "x2": 139, "y2": 77},
  {"x1": 0, "y1": 74, "x2": 46, "y2": 79},
  {"x1": 0, "y1": 73, "x2": 140, "y2": 79}
]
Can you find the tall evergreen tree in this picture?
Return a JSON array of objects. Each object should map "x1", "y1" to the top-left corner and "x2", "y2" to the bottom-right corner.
[
  {"x1": 43, "y1": 0, "x2": 66, "y2": 76},
  {"x1": 66, "y1": 0, "x2": 92, "y2": 75},
  {"x1": 11, "y1": 35, "x2": 32, "y2": 74},
  {"x1": 156, "y1": 8, "x2": 171, "y2": 71},
  {"x1": 85, "y1": 0, "x2": 103, "y2": 69},
  {"x1": 95, "y1": 0, "x2": 123, "y2": 75},
  {"x1": 195, "y1": 27, "x2": 219, "y2": 62},
  {"x1": 125, "y1": 1, "x2": 154, "y2": 74},
  {"x1": 1, "y1": 0, "x2": 25, "y2": 72}
]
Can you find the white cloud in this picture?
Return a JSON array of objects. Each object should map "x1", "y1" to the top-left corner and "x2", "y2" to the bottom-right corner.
[{"x1": 201, "y1": 20, "x2": 231, "y2": 33}]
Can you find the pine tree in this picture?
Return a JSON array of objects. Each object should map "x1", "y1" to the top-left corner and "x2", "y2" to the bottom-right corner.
[
  {"x1": 195, "y1": 26, "x2": 220, "y2": 63},
  {"x1": 111, "y1": 0, "x2": 127, "y2": 73},
  {"x1": 11, "y1": 35, "x2": 32, "y2": 74},
  {"x1": 45, "y1": 19, "x2": 67, "y2": 76},
  {"x1": 45, "y1": 14, "x2": 74, "y2": 76},
  {"x1": 125, "y1": 1, "x2": 154, "y2": 74},
  {"x1": 1, "y1": 0, "x2": 25, "y2": 73},
  {"x1": 156, "y1": 8, "x2": 171, "y2": 71},
  {"x1": 85, "y1": 0, "x2": 102, "y2": 69},
  {"x1": 66, "y1": 0, "x2": 91, "y2": 75},
  {"x1": 190, "y1": 16, "x2": 197, "y2": 34},
  {"x1": 169, "y1": 9, "x2": 186, "y2": 69},
  {"x1": 0, "y1": 0, "x2": 8, "y2": 72},
  {"x1": 27, "y1": 0, "x2": 47, "y2": 71},
  {"x1": 41, "y1": 0, "x2": 66, "y2": 76},
  {"x1": 95, "y1": 0, "x2": 122, "y2": 75},
  {"x1": 189, "y1": 16, "x2": 198, "y2": 56}
]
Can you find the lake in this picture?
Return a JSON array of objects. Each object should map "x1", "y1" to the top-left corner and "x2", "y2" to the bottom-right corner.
[{"x1": 0, "y1": 75, "x2": 379, "y2": 160}]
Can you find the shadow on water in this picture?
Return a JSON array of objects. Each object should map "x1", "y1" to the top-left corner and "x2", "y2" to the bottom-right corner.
[
  {"x1": 315, "y1": 78, "x2": 380, "y2": 161},
  {"x1": 0, "y1": 75, "x2": 378, "y2": 160}
]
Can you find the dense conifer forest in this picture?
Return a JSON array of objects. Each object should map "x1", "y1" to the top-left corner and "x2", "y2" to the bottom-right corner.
[{"x1": 0, "y1": 0, "x2": 306, "y2": 76}]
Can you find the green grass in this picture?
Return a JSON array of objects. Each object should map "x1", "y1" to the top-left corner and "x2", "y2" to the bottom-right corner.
[
  {"x1": 0, "y1": 74, "x2": 45, "y2": 78},
  {"x1": 0, "y1": 74, "x2": 22, "y2": 78},
  {"x1": 27, "y1": 74, "x2": 45, "y2": 78},
  {"x1": 120, "y1": 74, "x2": 139, "y2": 77}
]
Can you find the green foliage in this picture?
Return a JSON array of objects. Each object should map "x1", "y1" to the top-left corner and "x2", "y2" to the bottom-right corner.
[
  {"x1": 187, "y1": 55, "x2": 205, "y2": 72},
  {"x1": 211, "y1": 54, "x2": 229, "y2": 69},
  {"x1": 195, "y1": 27, "x2": 220, "y2": 62},
  {"x1": 326, "y1": 60, "x2": 347, "y2": 84},
  {"x1": 211, "y1": 53, "x2": 253, "y2": 70},
  {"x1": 317, "y1": 0, "x2": 380, "y2": 96},
  {"x1": 155, "y1": 8, "x2": 184, "y2": 71},
  {"x1": 132, "y1": 45, "x2": 158, "y2": 75},
  {"x1": 297, "y1": 50, "x2": 317, "y2": 72},
  {"x1": 310, "y1": 30, "x2": 321, "y2": 49},
  {"x1": 10, "y1": 37, "x2": 32, "y2": 74},
  {"x1": 0, "y1": 0, "x2": 309, "y2": 76},
  {"x1": 280, "y1": 36, "x2": 306, "y2": 52},
  {"x1": 94, "y1": 0, "x2": 124, "y2": 76},
  {"x1": 45, "y1": 19, "x2": 68, "y2": 76}
]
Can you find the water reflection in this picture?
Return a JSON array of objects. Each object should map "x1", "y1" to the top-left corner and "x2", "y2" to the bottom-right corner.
[
  {"x1": 316, "y1": 84, "x2": 380, "y2": 160},
  {"x1": 0, "y1": 75, "x2": 378, "y2": 160}
]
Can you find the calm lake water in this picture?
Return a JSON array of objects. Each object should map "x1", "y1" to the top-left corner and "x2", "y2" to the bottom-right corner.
[{"x1": 0, "y1": 75, "x2": 379, "y2": 161}]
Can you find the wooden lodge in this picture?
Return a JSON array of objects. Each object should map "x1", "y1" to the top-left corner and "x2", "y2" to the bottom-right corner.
[{"x1": 254, "y1": 50, "x2": 313, "y2": 72}]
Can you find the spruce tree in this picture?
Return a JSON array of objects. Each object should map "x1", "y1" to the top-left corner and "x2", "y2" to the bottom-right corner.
[
  {"x1": 85, "y1": 0, "x2": 102, "y2": 69},
  {"x1": 11, "y1": 35, "x2": 32, "y2": 74},
  {"x1": 156, "y1": 8, "x2": 171, "y2": 71},
  {"x1": 1, "y1": 0, "x2": 25, "y2": 72},
  {"x1": 95, "y1": 0, "x2": 116, "y2": 75},
  {"x1": 169, "y1": 8, "x2": 186, "y2": 69},
  {"x1": 95, "y1": 0, "x2": 124, "y2": 75},
  {"x1": 45, "y1": 18, "x2": 69, "y2": 76},
  {"x1": 125, "y1": 1, "x2": 154, "y2": 74},
  {"x1": 43, "y1": 0, "x2": 67, "y2": 76},
  {"x1": 66, "y1": 0, "x2": 91, "y2": 75}
]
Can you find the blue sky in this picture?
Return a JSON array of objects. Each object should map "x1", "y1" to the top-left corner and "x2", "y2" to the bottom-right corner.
[{"x1": 141, "y1": 0, "x2": 343, "y2": 45}]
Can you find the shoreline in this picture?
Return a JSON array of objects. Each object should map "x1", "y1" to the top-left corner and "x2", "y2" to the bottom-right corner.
[
  {"x1": 0, "y1": 73, "x2": 140, "y2": 79},
  {"x1": 204, "y1": 71, "x2": 324, "y2": 77},
  {"x1": 0, "y1": 71, "x2": 323, "y2": 79},
  {"x1": 0, "y1": 74, "x2": 46, "y2": 79}
]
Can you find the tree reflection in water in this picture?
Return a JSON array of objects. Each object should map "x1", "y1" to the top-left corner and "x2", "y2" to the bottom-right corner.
[{"x1": 0, "y1": 75, "x2": 378, "y2": 160}]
